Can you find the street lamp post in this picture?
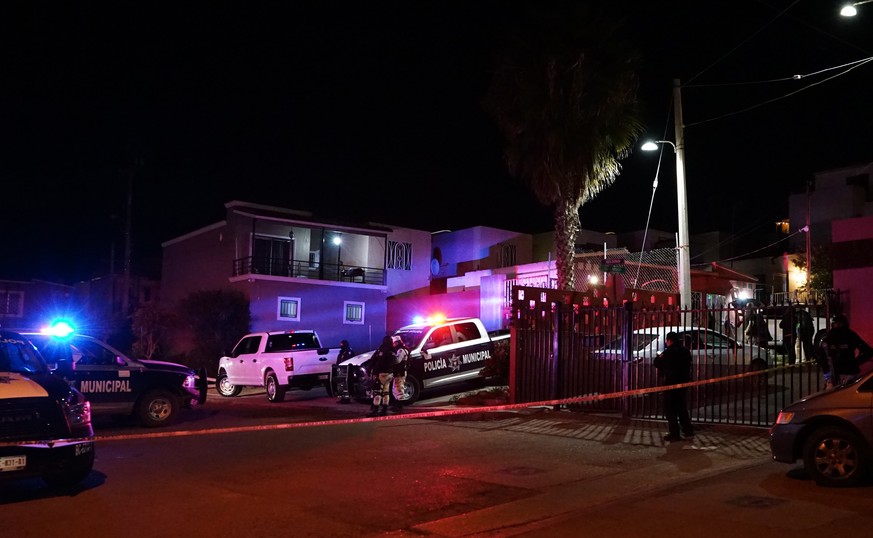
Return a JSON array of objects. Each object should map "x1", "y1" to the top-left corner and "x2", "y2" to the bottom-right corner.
[{"x1": 642, "y1": 78, "x2": 692, "y2": 310}]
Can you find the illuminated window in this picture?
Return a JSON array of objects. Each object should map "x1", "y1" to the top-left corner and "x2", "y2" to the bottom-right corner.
[
  {"x1": 278, "y1": 297, "x2": 301, "y2": 321},
  {"x1": 387, "y1": 241, "x2": 412, "y2": 270},
  {"x1": 343, "y1": 301, "x2": 364, "y2": 325},
  {"x1": 0, "y1": 290, "x2": 23, "y2": 318}
]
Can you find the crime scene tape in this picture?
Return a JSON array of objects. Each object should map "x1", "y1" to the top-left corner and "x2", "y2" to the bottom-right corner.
[{"x1": 0, "y1": 365, "x2": 786, "y2": 448}]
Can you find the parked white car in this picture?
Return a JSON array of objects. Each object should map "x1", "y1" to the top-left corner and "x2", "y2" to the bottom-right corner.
[{"x1": 598, "y1": 325, "x2": 770, "y2": 378}]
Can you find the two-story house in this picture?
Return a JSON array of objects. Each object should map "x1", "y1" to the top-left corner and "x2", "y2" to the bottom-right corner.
[{"x1": 161, "y1": 201, "x2": 432, "y2": 354}]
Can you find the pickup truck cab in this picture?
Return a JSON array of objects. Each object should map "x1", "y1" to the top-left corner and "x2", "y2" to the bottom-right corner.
[
  {"x1": 23, "y1": 330, "x2": 207, "y2": 428},
  {"x1": 216, "y1": 330, "x2": 339, "y2": 402},
  {"x1": 334, "y1": 317, "x2": 509, "y2": 405}
]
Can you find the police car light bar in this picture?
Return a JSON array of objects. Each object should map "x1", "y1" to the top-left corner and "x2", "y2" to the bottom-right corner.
[{"x1": 41, "y1": 320, "x2": 75, "y2": 337}]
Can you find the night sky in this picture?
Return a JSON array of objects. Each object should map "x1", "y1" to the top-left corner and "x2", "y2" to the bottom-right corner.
[{"x1": 2, "y1": 1, "x2": 871, "y2": 284}]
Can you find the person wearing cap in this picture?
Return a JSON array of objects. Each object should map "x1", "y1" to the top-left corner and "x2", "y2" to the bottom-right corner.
[
  {"x1": 819, "y1": 313, "x2": 873, "y2": 388},
  {"x1": 653, "y1": 331, "x2": 694, "y2": 442},
  {"x1": 390, "y1": 335, "x2": 410, "y2": 413}
]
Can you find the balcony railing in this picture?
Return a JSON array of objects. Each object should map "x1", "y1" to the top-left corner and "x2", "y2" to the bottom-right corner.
[{"x1": 232, "y1": 257, "x2": 386, "y2": 285}]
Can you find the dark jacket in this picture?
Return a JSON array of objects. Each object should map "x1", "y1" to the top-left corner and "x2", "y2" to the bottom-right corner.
[
  {"x1": 819, "y1": 326, "x2": 873, "y2": 376},
  {"x1": 370, "y1": 340, "x2": 398, "y2": 375},
  {"x1": 653, "y1": 341, "x2": 692, "y2": 385}
]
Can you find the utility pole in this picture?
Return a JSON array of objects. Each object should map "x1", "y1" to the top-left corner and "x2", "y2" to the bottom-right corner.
[
  {"x1": 673, "y1": 78, "x2": 692, "y2": 310},
  {"x1": 122, "y1": 166, "x2": 133, "y2": 318}
]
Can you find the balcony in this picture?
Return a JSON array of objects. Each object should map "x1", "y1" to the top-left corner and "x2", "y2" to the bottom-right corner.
[{"x1": 233, "y1": 256, "x2": 386, "y2": 285}]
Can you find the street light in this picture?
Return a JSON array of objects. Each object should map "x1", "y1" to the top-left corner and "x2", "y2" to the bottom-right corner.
[
  {"x1": 841, "y1": 0, "x2": 873, "y2": 16},
  {"x1": 642, "y1": 79, "x2": 692, "y2": 310}
]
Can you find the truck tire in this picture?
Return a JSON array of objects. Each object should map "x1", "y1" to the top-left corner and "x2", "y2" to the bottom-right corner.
[
  {"x1": 43, "y1": 447, "x2": 95, "y2": 488},
  {"x1": 136, "y1": 389, "x2": 179, "y2": 427},
  {"x1": 216, "y1": 372, "x2": 242, "y2": 397},
  {"x1": 265, "y1": 372, "x2": 286, "y2": 402}
]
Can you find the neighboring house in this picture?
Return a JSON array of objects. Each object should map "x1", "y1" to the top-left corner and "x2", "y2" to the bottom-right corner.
[
  {"x1": 789, "y1": 162, "x2": 873, "y2": 251},
  {"x1": 73, "y1": 273, "x2": 160, "y2": 339},
  {"x1": 161, "y1": 201, "x2": 432, "y2": 354},
  {"x1": 0, "y1": 279, "x2": 77, "y2": 330},
  {"x1": 832, "y1": 214, "x2": 873, "y2": 342}
]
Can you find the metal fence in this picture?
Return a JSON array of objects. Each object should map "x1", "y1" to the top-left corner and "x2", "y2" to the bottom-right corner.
[{"x1": 511, "y1": 286, "x2": 833, "y2": 427}]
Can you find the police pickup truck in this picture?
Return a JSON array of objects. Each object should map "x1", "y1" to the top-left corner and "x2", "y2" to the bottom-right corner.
[
  {"x1": 333, "y1": 317, "x2": 510, "y2": 405},
  {"x1": 216, "y1": 330, "x2": 340, "y2": 402},
  {"x1": 23, "y1": 329, "x2": 207, "y2": 428},
  {"x1": 1, "y1": 329, "x2": 94, "y2": 487}
]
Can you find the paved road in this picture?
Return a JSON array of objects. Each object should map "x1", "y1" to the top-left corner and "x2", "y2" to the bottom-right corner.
[{"x1": 2, "y1": 387, "x2": 871, "y2": 537}]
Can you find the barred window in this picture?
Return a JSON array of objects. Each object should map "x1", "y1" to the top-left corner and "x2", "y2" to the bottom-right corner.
[
  {"x1": 0, "y1": 290, "x2": 24, "y2": 318},
  {"x1": 278, "y1": 297, "x2": 301, "y2": 321},
  {"x1": 387, "y1": 241, "x2": 412, "y2": 270},
  {"x1": 344, "y1": 301, "x2": 365, "y2": 325}
]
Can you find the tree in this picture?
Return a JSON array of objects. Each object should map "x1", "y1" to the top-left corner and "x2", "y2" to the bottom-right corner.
[
  {"x1": 483, "y1": 4, "x2": 643, "y2": 290},
  {"x1": 178, "y1": 289, "x2": 251, "y2": 375},
  {"x1": 131, "y1": 301, "x2": 176, "y2": 360}
]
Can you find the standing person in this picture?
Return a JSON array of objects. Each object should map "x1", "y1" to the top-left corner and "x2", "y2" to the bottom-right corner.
[
  {"x1": 819, "y1": 313, "x2": 873, "y2": 388},
  {"x1": 779, "y1": 305, "x2": 797, "y2": 365},
  {"x1": 367, "y1": 336, "x2": 398, "y2": 417},
  {"x1": 390, "y1": 335, "x2": 410, "y2": 413},
  {"x1": 794, "y1": 308, "x2": 815, "y2": 362},
  {"x1": 653, "y1": 332, "x2": 694, "y2": 442},
  {"x1": 335, "y1": 340, "x2": 354, "y2": 404}
]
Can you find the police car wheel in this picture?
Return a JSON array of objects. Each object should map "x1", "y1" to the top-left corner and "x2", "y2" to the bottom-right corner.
[
  {"x1": 216, "y1": 372, "x2": 242, "y2": 397},
  {"x1": 265, "y1": 373, "x2": 286, "y2": 403},
  {"x1": 137, "y1": 389, "x2": 179, "y2": 427},
  {"x1": 43, "y1": 448, "x2": 95, "y2": 488},
  {"x1": 395, "y1": 374, "x2": 421, "y2": 405}
]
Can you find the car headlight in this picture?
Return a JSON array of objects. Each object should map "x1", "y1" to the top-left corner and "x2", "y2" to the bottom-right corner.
[
  {"x1": 774, "y1": 411, "x2": 794, "y2": 425},
  {"x1": 182, "y1": 374, "x2": 197, "y2": 389}
]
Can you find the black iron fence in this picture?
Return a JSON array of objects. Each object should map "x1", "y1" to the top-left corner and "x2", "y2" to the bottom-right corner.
[
  {"x1": 232, "y1": 256, "x2": 386, "y2": 285},
  {"x1": 511, "y1": 286, "x2": 834, "y2": 427}
]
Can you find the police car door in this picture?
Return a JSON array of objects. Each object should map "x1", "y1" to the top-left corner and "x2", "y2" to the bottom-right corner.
[{"x1": 69, "y1": 337, "x2": 136, "y2": 414}]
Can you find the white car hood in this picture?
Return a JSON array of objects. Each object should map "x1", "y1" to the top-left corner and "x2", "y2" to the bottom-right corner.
[{"x1": 340, "y1": 350, "x2": 375, "y2": 367}]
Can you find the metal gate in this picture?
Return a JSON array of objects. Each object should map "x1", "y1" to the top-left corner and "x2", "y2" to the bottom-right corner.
[{"x1": 511, "y1": 286, "x2": 833, "y2": 427}]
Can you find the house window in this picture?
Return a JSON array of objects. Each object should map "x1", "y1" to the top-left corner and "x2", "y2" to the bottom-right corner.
[
  {"x1": 387, "y1": 241, "x2": 412, "y2": 270},
  {"x1": 344, "y1": 301, "x2": 365, "y2": 324},
  {"x1": 0, "y1": 290, "x2": 24, "y2": 318},
  {"x1": 308, "y1": 251, "x2": 320, "y2": 269},
  {"x1": 253, "y1": 236, "x2": 290, "y2": 276},
  {"x1": 278, "y1": 297, "x2": 301, "y2": 321}
]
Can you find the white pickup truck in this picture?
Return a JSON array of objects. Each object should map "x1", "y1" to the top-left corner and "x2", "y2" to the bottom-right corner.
[
  {"x1": 215, "y1": 330, "x2": 339, "y2": 402},
  {"x1": 333, "y1": 317, "x2": 510, "y2": 405}
]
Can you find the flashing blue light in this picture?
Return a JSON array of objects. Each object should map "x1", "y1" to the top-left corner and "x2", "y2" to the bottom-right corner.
[{"x1": 42, "y1": 320, "x2": 75, "y2": 337}]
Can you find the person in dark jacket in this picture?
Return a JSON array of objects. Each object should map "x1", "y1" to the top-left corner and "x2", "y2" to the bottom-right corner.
[
  {"x1": 653, "y1": 332, "x2": 694, "y2": 442},
  {"x1": 367, "y1": 336, "x2": 398, "y2": 417},
  {"x1": 336, "y1": 340, "x2": 354, "y2": 404},
  {"x1": 779, "y1": 306, "x2": 797, "y2": 365},
  {"x1": 819, "y1": 313, "x2": 873, "y2": 388}
]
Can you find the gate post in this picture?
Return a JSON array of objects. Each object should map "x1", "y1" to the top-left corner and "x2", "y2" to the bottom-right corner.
[{"x1": 620, "y1": 301, "x2": 634, "y2": 417}]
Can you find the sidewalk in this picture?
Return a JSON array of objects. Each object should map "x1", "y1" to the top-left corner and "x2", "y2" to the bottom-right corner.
[{"x1": 395, "y1": 407, "x2": 773, "y2": 537}]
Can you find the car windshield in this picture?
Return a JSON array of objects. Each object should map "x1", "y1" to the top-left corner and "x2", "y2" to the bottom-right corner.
[
  {"x1": 393, "y1": 329, "x2": 426, "y2": 350},
  {"x1": 0, "y1": 334, "x2": 51, "y2": 374}
]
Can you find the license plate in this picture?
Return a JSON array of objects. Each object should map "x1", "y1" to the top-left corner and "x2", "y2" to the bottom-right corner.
[
  {"x1": 318, "y1": 374, "x2": 328, "y2": 380},
  {"x1": 0, "y1": 455, "x2": 26, "y2": 472}
]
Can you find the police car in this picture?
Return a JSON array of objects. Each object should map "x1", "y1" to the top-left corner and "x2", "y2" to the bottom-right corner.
[
  {"x1": 22, "y1": 325, "x2": 207, "y2": 428},
  {"x1": 0, "y1": 328, "x2": 95, "y2": 487},
  {"x1": 334, "y1": 316, "x2": 509, "y2": 405}
]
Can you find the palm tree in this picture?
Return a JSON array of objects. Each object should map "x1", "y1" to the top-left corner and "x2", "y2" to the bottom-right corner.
[{"x1": 483, "y1": 4, "x2": 643, "y2": 291}]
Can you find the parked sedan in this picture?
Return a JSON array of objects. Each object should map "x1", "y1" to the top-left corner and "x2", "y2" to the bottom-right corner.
[
  {"x1": 599, "y1": 325, "x2": 770, "y2": 371},
  {"x1": 770, "y1": 371, "x2": 873, "y2": 486}
]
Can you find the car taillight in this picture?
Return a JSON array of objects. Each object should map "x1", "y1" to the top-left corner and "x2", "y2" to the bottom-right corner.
[{"x1": 774, "y1": 411, "x2": 794, "y2": 425}]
